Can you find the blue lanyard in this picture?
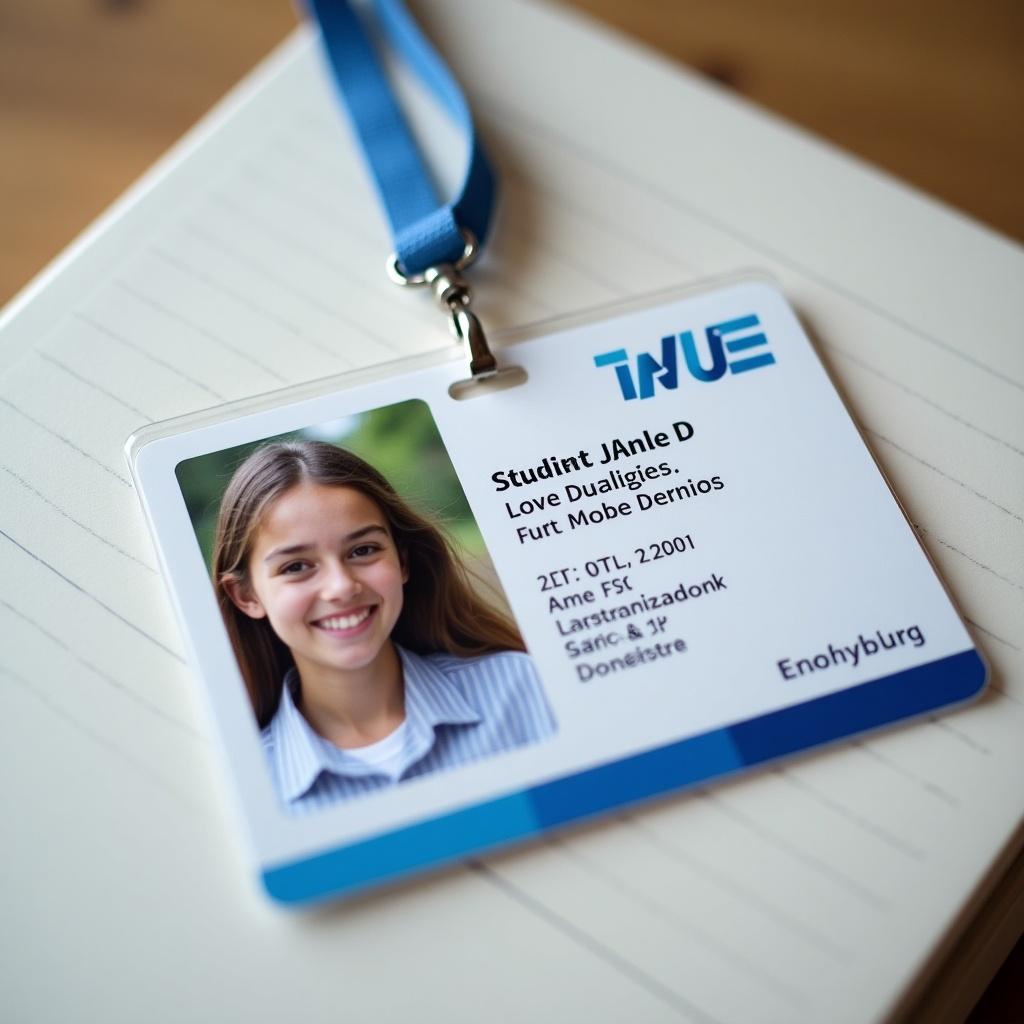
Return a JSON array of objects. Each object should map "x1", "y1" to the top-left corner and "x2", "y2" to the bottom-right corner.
[{"x1": 306, "y1": 0, "x2": 496, "y2": 278}]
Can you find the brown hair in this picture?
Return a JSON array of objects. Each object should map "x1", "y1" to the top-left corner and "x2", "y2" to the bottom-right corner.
[{"x1": 213, "y1": 440, "x2": 524, "y2": 727}]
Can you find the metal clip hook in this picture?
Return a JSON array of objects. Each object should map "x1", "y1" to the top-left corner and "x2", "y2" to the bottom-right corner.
[
  {"x1": 449, "y1": 305, "x2": 497, "y2": 377},
  {"x1": 386, "y1": 229, "x2": 499, "y2": 379}
]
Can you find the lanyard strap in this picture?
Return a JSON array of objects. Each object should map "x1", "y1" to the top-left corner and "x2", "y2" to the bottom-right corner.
[{"x1": 306, "y1": 0, "x2": 496, "y2": 277}]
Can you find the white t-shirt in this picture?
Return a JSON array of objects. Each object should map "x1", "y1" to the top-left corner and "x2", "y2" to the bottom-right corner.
[{"x1": 338, "y1": 720, "x2": 410, "y2": 781}]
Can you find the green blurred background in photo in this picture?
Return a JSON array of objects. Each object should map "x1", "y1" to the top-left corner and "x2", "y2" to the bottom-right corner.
[{"x1": 176, "y1": 400, "x2": 496, "y2": 595}]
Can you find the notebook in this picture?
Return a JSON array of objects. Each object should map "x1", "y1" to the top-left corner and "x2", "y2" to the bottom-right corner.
[{"x1": 2, "y1": 1, "x2": 1021, "y2": 1020}]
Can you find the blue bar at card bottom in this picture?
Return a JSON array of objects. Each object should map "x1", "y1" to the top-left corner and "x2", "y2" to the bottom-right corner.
[{"x1": 262, "y1": 647, "x2": 986, "y2": 904}]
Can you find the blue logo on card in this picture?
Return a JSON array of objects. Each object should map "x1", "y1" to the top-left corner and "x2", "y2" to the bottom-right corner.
[{"x1": 594, "y1": 314, "x2": 775, "y2": 401}]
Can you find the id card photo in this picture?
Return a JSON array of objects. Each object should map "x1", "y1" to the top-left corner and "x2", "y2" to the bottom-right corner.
[{"x1": 176, "y1": 399, "x2": 557, "y2": 818}]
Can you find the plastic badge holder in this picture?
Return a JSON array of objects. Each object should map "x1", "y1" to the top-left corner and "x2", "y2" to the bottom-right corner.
[{"x1": 127, "y1": 274, "x2": 986, "y2": 906}]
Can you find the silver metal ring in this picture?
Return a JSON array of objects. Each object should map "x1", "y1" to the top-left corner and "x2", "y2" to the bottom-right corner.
[{"x1": 386, "y1": 228, "x2": 478, "y2": 286}]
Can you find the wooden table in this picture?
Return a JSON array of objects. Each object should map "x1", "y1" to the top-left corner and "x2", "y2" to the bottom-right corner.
[{"x1": 2, "y1": 1, "x2": 1020, "y2": 1018}]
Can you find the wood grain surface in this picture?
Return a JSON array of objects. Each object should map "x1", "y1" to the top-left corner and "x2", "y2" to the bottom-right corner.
[{"x1": 1, "y1": 1, "x2": 1020, "y2": 1019}]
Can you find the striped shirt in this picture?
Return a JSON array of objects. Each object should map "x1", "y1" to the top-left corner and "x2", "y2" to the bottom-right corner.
[{"x1": 262, "y1": 645, "x2": 557, "y2": 816}]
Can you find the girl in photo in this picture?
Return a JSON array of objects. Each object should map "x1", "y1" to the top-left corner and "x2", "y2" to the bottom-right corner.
[{"x1": 214, "y1": 440, "x2": 556, "y2": 815}]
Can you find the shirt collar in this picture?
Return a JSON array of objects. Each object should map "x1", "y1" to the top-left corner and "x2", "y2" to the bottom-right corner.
[{"x1": 267, "y1": 645, "x2": 482, "y2": 804}]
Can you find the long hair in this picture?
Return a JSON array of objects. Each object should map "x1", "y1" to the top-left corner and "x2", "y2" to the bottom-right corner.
[{"x1": 213, "y1": 440, "x2": 524, "y2": 728}]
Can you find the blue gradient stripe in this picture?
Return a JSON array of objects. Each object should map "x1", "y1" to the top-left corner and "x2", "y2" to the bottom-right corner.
[{"x1": 263, "y1": 648, "x2": 985, "y2": 904}]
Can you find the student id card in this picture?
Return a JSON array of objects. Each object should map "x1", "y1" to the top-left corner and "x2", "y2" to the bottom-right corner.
[{"x1": 127, "y1": 276, "x2": 986, "y2": 905}]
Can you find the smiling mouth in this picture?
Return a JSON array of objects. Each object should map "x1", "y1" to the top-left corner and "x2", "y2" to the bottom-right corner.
[{"x1": 312, "y1": 607, "x2": 375, "y2": 633}]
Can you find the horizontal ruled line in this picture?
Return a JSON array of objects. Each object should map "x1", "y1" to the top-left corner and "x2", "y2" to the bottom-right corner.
[
  {"x1": 0, "y1": 395, "x2": 130, "y2": 486},
  {"x1": 1, "y1": 465, "x2": 157, "y2": 573},
  {"x1": 0, "y1": 527, "x2": 182, "y2": 663}
]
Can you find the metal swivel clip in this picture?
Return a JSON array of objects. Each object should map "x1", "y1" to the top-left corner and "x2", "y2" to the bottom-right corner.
[{"x1": 386, "y1": 229, "x2": 498, "y2": 379}]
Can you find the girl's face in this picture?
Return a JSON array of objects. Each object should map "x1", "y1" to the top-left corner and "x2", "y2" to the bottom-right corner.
[{"x1": 227, "y1": 481, "x2": 408, "y2": 683}]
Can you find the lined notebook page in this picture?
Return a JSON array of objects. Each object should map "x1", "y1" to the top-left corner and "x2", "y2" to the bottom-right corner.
[{"x1": 2, "y1": 3, "x2": 1022, "y2": 1021}]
